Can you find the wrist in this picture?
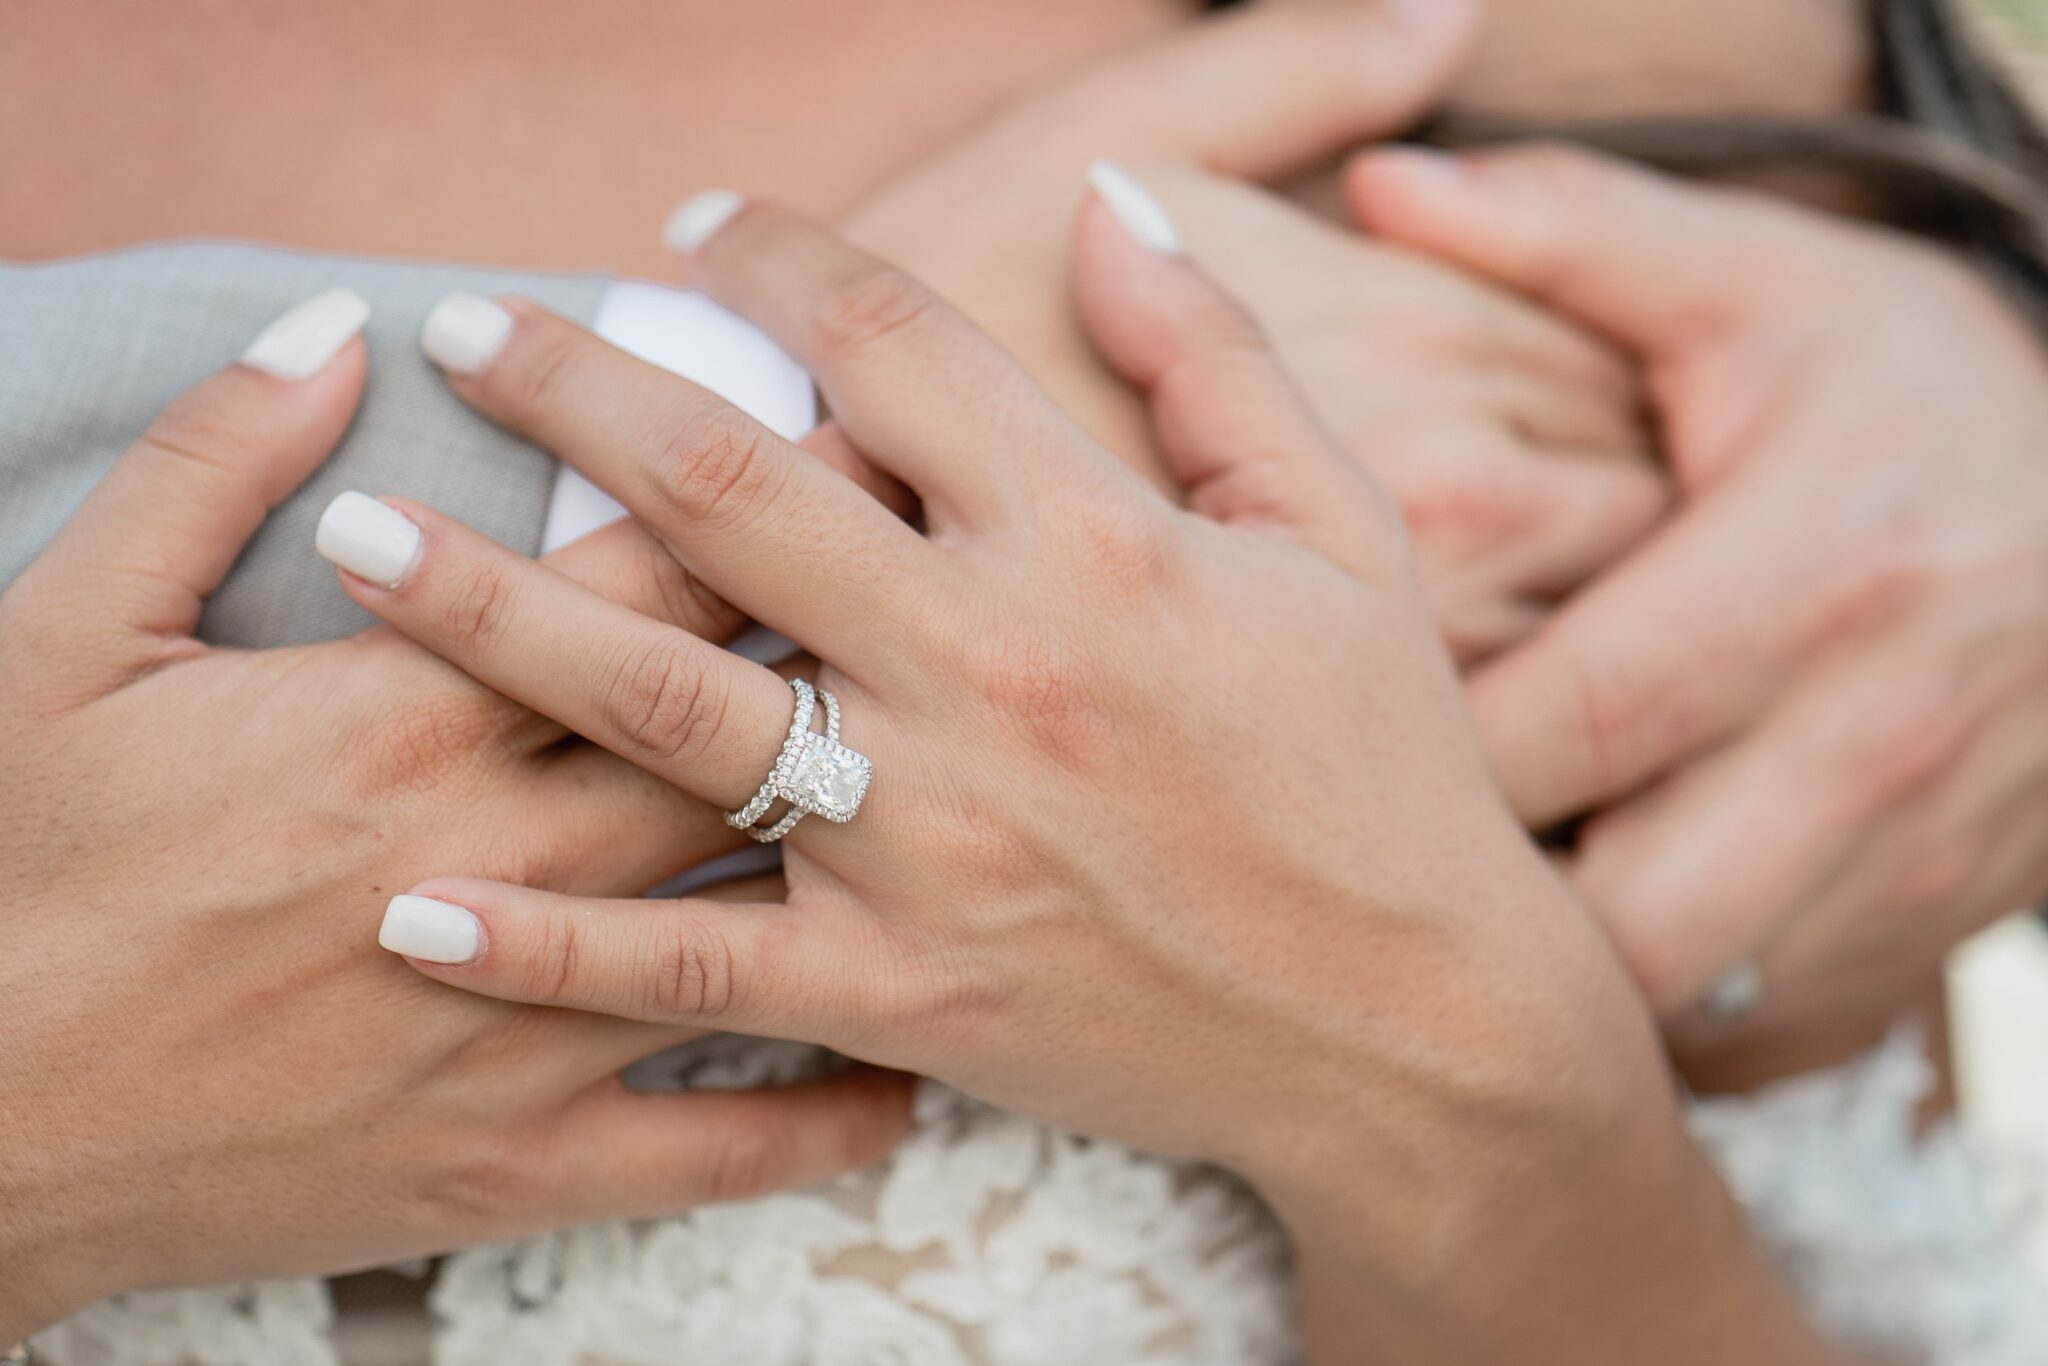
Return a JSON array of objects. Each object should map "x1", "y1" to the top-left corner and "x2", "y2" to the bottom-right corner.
[
  {"x1": 1226, "y1": 857, "x2": 1657, "y2": 1246},
  {"x1": 0, "y1": 1172, "x2": 117, "y2": 1343},
  {"x1": 1218, "y1": 854, "x2": 1839, "y2": 1362},
  {"x1": 0, "y1": 1239, "x2": 89, "y2": 1348},
  {"x1": 1255, "y1": 1035, "x2": 1840, "y2": 1364}
]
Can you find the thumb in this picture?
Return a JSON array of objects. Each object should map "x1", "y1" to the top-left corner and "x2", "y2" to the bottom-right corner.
[
  {"x1": 1345, "y1": 144, "x2": 1796, "y2": 356},
  {"x1": 1073, "y1": 163, "x2": 1397, "y2": 575},
  {"x1": 1062, "y1": 0, "x2": 1477, "y2": 180},
  {"x1": 7, "y1": 289, "x2": 368, "y2": 700}
]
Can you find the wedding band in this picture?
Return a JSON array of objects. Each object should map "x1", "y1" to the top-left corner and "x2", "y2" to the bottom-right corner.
[
  {"x1": 1699, "y1": 960, "x2": 1765, "y2": 1020},
  {"x1": 725, "y1": 677, "x2": 874, "y2": 843}
]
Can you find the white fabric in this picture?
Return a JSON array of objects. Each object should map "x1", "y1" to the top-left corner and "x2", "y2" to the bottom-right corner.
[
  {"x1": 40, "y1": 1024, "x2": 2048, "y2": 1365},
  {"x1": 1691, "y1": 1026, "x2": 2048, "y2": 1365}
]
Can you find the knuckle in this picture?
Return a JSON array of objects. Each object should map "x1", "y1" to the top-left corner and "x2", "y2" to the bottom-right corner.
[
  {"x1": 441, "y1": 558, "x2": 520, "y2": 652},
  {"x1": 525, "y1": 907, "x2": 582, "y2": 1004},
  {"x1": 1060, "y1": 497, "x2": 1179, "y2": 597},
  {"x1": 1559, "y1": 654, "x2": 1647, "y2": 801},
  {"x1": 354, "y1": 691, "x2": 498, "y2": 795},
  {"x1": 426, "y1": 1133, "x2": 542, "y2": 1229},
  {"x1": 806, "y1": 264, "x2": 940, "y2": 358},
  {"x1": 502, "y1": 327, "x2": 582, "y2": 416},
  {"x1": 1841, "y1": 685, "x2": 1969, "y2": 809},
  {"x1": 882, "y1": 925, "x2": 1008, "y2": 1044},
  {"x1": 651, "y1": 405, "x2": 781, "y2": 532},
  {"x1": 691, "y1": 1114, "x2": 795, "y2": 1204},
  {"x1": 1397, "y1": 461, "x2": 1527, "y2": 548},
  {"x1": 143, "y1": 392, "x2": 250, "y2": 476},
  {"x1": 1809, "y1": 543, "x2": 1936, "y2": 645},
  {"x1": 602, "y1": 634, "x2": 726, "y2": 764},
  {"x1": 649, "y1": 917, "x2": 738, "y2": 1023},
  {"x1": 963, "y1": 623, "x2": 1109, "y2": 765},
  {"x1": 473, "y1": 825, "x2": 563, "y2": 893}
]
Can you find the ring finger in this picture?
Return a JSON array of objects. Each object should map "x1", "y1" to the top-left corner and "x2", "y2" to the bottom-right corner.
[{"x1": 320, "y1": 490, "x2": 804, "y2": 811}]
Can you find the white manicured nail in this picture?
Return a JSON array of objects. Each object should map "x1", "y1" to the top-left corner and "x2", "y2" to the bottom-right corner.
[
  {"x1": 379, "y1": 895, "x2": 481, "y2": 964},
  {"x1": 420, "y1": 293, "x2": 514, "y2": 375},
  {"x1": 662, "y1": 189, "x2": 745, "y2": 252},
  {"x1": 1086, "y1": 161, "x2": 1181, "y2": 257},
  {"x1": 240, "y1": 288, "x2": 371, "y2": 380},
  {"x1": 316, "y1": 491, "x2": 421, "y2": 588}
]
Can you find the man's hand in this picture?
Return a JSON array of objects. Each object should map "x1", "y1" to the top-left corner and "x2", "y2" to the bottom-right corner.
[
  {"x1": 833, "y1": 0, "x2": 1668, "y2": 664},
  {"x1": 836, "y1": 0, "x2": 1479, "y2": 468},
  {"x1": 1354, "y1": 143, "x2": 2048, "y2": 1069}
]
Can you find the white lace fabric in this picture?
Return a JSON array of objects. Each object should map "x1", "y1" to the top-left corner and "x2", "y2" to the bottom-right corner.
[{"x1": 36, "y1": 1025, "x2": 2048, "y2": 1366}]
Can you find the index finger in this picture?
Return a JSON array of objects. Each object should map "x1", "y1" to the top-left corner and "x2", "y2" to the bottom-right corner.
[
  {"x1": 670, "y1": 196, "x2": 1125, "y2": 529},
  {"x1": 418, "y1": 294, "x2": 937, "y2": 677},
  {"x1": 1467, "y1": 493, "x2": 1808, "y2": 827}
]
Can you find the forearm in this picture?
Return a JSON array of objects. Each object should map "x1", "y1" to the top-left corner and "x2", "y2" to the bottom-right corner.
[
  {"x1": 0, "y1": 1238, "x2": 81, "y2": 1350},
  {"x1": 0, "y1": 1178, "x2": 106, "y2": 1347}
]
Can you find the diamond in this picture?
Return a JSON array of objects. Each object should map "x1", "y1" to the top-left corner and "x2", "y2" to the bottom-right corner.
[{"x1": 787, "y1": 737, "x2": 871, "y2": 820}]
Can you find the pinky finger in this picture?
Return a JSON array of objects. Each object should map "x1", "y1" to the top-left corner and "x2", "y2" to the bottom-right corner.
[
  {"x1": 377, "y1": 878, "x2": 871, "y2": 1043},
  {"x1": 552, "y1": 1069, "x2": 916, "y2": 1219}
]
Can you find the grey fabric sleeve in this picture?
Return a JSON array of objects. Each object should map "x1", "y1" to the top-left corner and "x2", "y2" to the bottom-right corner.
[{"x1": 0, "y1": 243, "x2": 608, "y2": 648}]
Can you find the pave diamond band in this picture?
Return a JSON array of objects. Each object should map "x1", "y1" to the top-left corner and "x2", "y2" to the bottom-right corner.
[
  {"x1": 726, "y1": 679, "x2": 817, "y2": 831},
  {"x1": 725, "y1": 678, "x2": 874, "y2": 843}
]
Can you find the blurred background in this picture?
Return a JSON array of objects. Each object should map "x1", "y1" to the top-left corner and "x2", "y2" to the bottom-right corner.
[{"x1": 1947, "y1": 0, "x2": 2048, "y2": 1295}]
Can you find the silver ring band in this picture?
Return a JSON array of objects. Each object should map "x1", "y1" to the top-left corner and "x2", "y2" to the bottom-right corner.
[
  {"x1": 1699, "y1": 960, "x2": 1765, "y2": 1020},
  {"x1": 725, "y1": 677, "x2": 873, "y2": 843},
  {"x1": 727, "y1": 679, "x2": 817, "y2": 831}
]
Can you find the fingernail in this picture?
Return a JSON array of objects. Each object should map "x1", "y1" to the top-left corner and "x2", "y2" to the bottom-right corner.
[
  {"x1": 240, "y1": 288, "x2": 371, "y2": 380},
  {"x1": 1086, "y1": 161, "x2": 1181, "y2": 257},
  {"x1": 316, "y1": 491, "x2": 421, "y2": 588},
  {"x1": 661, "y1": 189, "x2": 745, "y2": 252},
  {"x1": 420, "y1": 292, "x2": 514, "y2": 375},
  {"x1": 379, "y1": 894, "x2": 481, "y2": 964}
]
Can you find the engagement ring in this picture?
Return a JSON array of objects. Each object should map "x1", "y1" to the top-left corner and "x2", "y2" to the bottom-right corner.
[{"x1": 725, "y1": 677, "x2": 874, "y2": 843}]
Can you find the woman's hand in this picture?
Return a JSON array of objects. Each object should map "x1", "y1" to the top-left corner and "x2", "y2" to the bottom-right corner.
[
  {"x1": 337, "y1": 191, "x2": 1831, "y2": 1363},
  {"x1": 838, "y1": 1, "x2": 1665, "y2": 666},
  {"x1": 0, "y1": 297, "x2": 910, "y2": 1343},
  {"x1": 1350, "y1": 144, "x2": 2048, "y2": 1078}
]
